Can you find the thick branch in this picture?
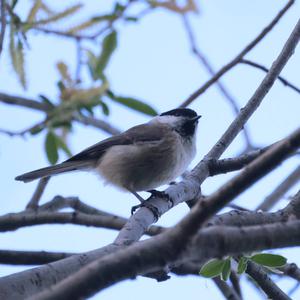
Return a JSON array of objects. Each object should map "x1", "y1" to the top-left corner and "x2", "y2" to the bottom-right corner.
[
  {"x1": 28, "y1": 124, "x2": 300, "y2": 300},
  {"x1": 1, "y1": 15, "x2": 299, "y2": 299}
]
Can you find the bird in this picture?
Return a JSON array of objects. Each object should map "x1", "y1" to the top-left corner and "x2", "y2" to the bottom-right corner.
[{"x1": 15, "y1": 108, "x2": 201, "y2": 213}]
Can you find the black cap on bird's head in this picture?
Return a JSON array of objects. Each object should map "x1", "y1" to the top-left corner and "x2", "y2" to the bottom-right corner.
[
  {"x1": 160, "y1": 108, "x2": 198, "y2": 118},
  {"x1": 159, "y1": 108, "x2": 201, "y2": 137}
]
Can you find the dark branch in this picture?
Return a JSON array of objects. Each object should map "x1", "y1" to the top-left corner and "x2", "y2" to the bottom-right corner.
[
  {"x1": 0, "y1": 93, "x2": 50, "y2": 111},
  {"x1": 241, "y1": 59, "x2": 300, "y2": 95},
  {"x1": 26, "y1": 177, "x2": 50, "y2": 210},
  {"x1": 246, "y1": 261, "x2": 291, "y2": 300}
]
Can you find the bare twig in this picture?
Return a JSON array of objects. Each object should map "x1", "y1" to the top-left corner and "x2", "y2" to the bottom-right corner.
[
  {"x1": 213, "y1": 277, "x2": 242, "y2": 300},
  {"x1": 73, "y1": 114, "x2": 121, "y2": 135},
  {"x1": 246, "y1": 261, "x2": 292, "y2": 300},
  {"x1": 180, "y1": 0, "x2": 294, "y2": 107},
  {"x1": 0, "y1": 119, "x2": 47, "y2": 137},
  {"x1": 256, "y1": 165, "x2": 300, "y2": 211},
  {"x1": 0, "y1": 0, "x2": 6, "y2": 57},
  {"x1": 182, "y1": 14, "x2": 253, "y2": 149},
  {"x1": 0, "y1": 91, "x2": 121, "y2": 136},
  {"x1": 241, "y1": 59, "x2": 300, "y2": 94},
  {"x1": 31, "y1": 27, "x2": 90, "y2": 40},
  {"x1": 0, "y1": 92, "x2": 50, "y2": 111},
  {"x1": 26, "y1": 177, "x2": 50, "y2": 210},
  {"x1": 280, "y1": 263, "x2": 300, "y2": 282}
]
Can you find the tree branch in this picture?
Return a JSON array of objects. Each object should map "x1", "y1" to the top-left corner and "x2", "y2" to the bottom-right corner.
[
  {"x1": 1, "y1": 14, "x2": 299, "y2": 299},
  {"x1": 182, "y1": 14, "x2": 253, "y2": 149},
  {"x1": 240, "y1": 59, "x2": 300, "y2": 95},
  {"x1": 0, "y1": 250, "x2": 73, "y2": 265},
  {"x1": 246, "y1": 261, "x2": 291, "y2": 300},
  {"x1": 256, "y1": 165, "x2": 300, "y2": 211},
  {"x1": 27, "y1": 124, "x2": 300, "y2": 300},
  {"x1": 0, "y1": 93, "x2": 50, "y2": 111},
  {"x1": 26, "y1": 177, "x2": 50, "y2": 210},
  {"x1": 73, "y1": 114, "x2": 121, "y2": 136},
  {"x1": 179, "y1": 0, "x2": 294, "y2": 107}
]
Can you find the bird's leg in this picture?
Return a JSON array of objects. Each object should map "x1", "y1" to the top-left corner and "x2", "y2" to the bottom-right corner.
[
  {"x1": 129, "y1": 190, "x2": 159, "y2": 219},
  {"x1": 147, "y1": 189, "x2": 174, "y2": 208},
  {"x1": 131, "y1": 191, "x2": 146, "y2": 203}
]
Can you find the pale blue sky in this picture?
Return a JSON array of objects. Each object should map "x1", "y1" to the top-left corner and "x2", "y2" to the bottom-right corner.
[{"x1": 0, "y1": 1, "x2": 300, "y2": 299}]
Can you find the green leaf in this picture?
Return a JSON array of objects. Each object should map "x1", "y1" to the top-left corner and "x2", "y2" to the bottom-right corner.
[
  {"x1": 95, "y1": 30, "x2": 117, "y2": 78},
  {"x1": 57, "y1": 80, "x2": 66, "y2": 92},
  {"x1": 250, "y1": 253, "x2": 287, "y2": 267},
  {"x1": 86, "y1": 49, "x2": 98, "y2": 80},
  {"x1": 125, "y1": 16, "x2": 138, "y2": 22},
  {"x1": 100, "y1": 101, "x2": 110, "y2": 116},
  {"x1": 30, "y1": 125, "x2": 44, "y2": 135},
  {"x1": 9, "y1": 26, "x2": 27, "y2": 89},
  {"x1": 55, "y1": 135, "x2": 72, "y2": 157},
  {"x1": 45, "y1": 131, "x2": 58, "y2": 164},
  {"x1": 221, "y1": 258, "x2": 231, "y2": 281},
  {"x1": 237, "y1": 256, "x2": 249, "y2": 274},
  {"x1": 199, "y1": 259, "x2": 225, "y2": 278},
  {"x1": 107, "y1": 91, "x2": 157, "y2": 116}
]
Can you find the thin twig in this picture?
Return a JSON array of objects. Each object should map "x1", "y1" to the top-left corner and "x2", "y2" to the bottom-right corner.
[
  {"x1": 0, "y1": 0, "x2": 6, "y2": 57},
  {"x1": 73, "y1": 114, "x2": 121, "y2": 135},
  {"x1": 182, "y1": 14, "x2": 253, "y2": 149},
  {"x1": 0, "y1": 249, "x2": 73, "y2": 265},
  {"x1": 26, "y1": 177, "x2": 50, "y2": 210},
  {"x1": 180, "y1": 0, "x2": 295, "y2": 107},
  {"x1": 256, "y1": 165, "x2": 300, "y2": 211},
  {"x1": 0, "y1": 209, "x2": 164, "y2": 236},
  {"x1": 241, "y1": 59, "x2": 300, "y2": 94},
  {"x1": 213, "y1": 277, "x2": 242, "y2": 300},
  {"x1": 0, "y1": 92, "x2": 50, "y2": 111}
]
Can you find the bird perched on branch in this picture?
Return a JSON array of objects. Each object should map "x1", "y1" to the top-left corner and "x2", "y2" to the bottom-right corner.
[{"x1": 16, "y1": 108, "x2": 201, "y2": 213}]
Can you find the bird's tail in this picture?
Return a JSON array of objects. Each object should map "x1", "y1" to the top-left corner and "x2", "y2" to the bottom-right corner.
[{"x1": 15, "y1": 161, "x2": 93, "y2": 183}]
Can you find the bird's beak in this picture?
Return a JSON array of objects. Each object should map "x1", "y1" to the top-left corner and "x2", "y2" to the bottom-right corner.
[{"x1": 191, "y1": 115, "x2": 202, "y2": 123}]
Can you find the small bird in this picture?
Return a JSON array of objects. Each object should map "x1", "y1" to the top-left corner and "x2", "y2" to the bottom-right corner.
[{"x1": 16, "y1": 108, "x2": 201, "y2": 212}]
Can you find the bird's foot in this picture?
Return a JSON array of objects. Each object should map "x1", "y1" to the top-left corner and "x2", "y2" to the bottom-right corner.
[
  {"x1": 147, "y1": 189, "x2": 174, "y2": 208},
  {"x1": 131, "y1": 201, "x2": 160, "y2": 220}
]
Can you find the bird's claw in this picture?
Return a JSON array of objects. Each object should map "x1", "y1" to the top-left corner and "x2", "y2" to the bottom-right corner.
[
  {"x1": 147, "y1": 190, "x2": 174, "y2": 208},
  {"x1": 131, "y1": 201, "x2": 160, "y2": 220}
]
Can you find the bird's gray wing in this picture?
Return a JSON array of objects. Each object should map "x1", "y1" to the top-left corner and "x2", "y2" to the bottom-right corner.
[{"x1": 66, "y1": 123, "x2": 166, "y2": 163}]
